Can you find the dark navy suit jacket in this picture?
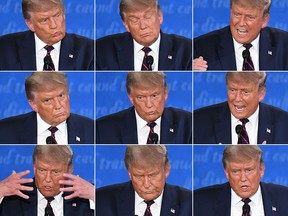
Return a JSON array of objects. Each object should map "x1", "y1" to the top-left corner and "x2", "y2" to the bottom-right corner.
[
  {"x1": 0, "y1": 111, "x2": 94, "y2": 144},
  {"x1": 0, "y1": 30, "x2": 94, "y2": 70},
  {"x1": 96, "y1": 107, "x2": 192, "y2": 144},
  {"x1": 96, "y1": 181, "x2": 192, "y2": 216},
  {"x1": 0, "y1": 181, "x2": 94, "y2": 216},
  {"x1": 194, "y1": 26, "x2": 288, "y2": 70},
  {"x1": 194, "y1": 102, "x2": 288, "y2": 144},
  {"x1": 194, "y1": 182, "x2": 288, "y2": 216},
  {"x1": 96, "y1": 32, "x2": 192, "y2": 70}
]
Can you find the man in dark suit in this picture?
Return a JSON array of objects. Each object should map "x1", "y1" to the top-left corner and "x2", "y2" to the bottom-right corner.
[
  {"x1": 0, "y1": 145, "x2": 94, "y2": 216},
  {"x1": 0, "y1": 72, "x2": 94, "y2": 144},
  {"x1": 194, "y1": 145, "x2": 288, "y2": 216},
  {"x1": 96, "y1": 145, "x2": 192, "y2": 216},
  {"x1": 96, "y1": 0, "x2": 192, "y2": 71},
  {"x1": 194, "y1": 72, "x2": 288, "y2": 144},
  {"x1": 96, "y1": 72, "x2": 192, "y2": 144},
  {"x1": 193, "y1": 0, "x2": 288, "y2": 71},
  {"x1": 0, "y1": 0, "x2": 94, "y2": 71}
]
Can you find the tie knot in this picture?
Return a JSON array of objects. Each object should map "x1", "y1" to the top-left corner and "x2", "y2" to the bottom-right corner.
[
  {"x1": 48, "y1": 126, "x2": 58, "y2": 134},
  {"x1": 240, "y1": 118, "x2": 249, "y2": 125},
  {"x1": 144, "y1": 200, "x2": 154, "y2": 207},
  {"x1": 142, "y1": 47, "x2": 152, "y2": 55},
  {"x1": 147, "y1": 121, "x2": 156, "y2": 129},
  {"x1": 243, "y1": 43, "x2": 252, "y2": 50},
  {"x1": 44, "y1": 45, "x2": 54, "y2": 53},
  {"x1": 45, "y1": 197, "x2": 55, "y2": 203},
  {"x1": 242, "y1": 198, "x2": 251, "y2": 204}
]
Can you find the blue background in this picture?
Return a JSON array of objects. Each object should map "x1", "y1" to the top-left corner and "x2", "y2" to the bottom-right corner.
[
  {"x1": 194, "y1": 145, "x2": 288, "y2": 190},
  {"x1": 0, "y1": 72, "x2": 94, "y2": 120},
  {"x1": 0, "y1": 145, "x2": 94, "y2": 183},
  {"x1": 0, "y1": 0, "x2": 94, "y2": 39},
  {"x1": 96, "y1": 145, "x2": 192, "y2": 190},
  {"x1": 194, "y1": 0, "x2": 288, "y2": 38},
  {"x1": 96, "y1": 0, "x2": 192, "y2": 39}
]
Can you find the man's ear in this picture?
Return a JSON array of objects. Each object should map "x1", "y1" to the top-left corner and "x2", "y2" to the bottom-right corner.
[
  {"x1": 28, "y1": 99, "x2": 38, "y2": 112},
  {"x1": 25, "y1": 19, "x2": 35, "y2": 32}
]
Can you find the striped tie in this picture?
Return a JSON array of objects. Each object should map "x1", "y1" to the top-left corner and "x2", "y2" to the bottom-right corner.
[
  {"x1": 48, "y1": 126, "x2": 58, "y2": 144},
  {"x1": 43, "y1": 45, "x2": 55, "y2": 71},
  {"x1": 239, "y1": 118, "x2": 250, "y2": 144},
  {"x1": 144, "y1": 200, "x2": 154, "y2": 216},
  {"x1": 146, "y1": 121, "x2": 157, "y2": 144},
  {"x1": 45, "y1": 197, "x2": 55, "y2": 216},
  {"x1": 242, "y1": 43, "x2": 254, "y2": 71},
  {"x1": 141, "y1": 47, "x2": 152, "y2": 70}
]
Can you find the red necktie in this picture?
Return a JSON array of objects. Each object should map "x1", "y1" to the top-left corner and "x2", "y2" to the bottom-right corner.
[
  {"x1": 144, "y1": 200, "x2": 154, "y2": 216},
  {"x1": 146, "y1": 122, "x2": 157, "y2": 144},
  {"x1": 141, "y1": 47, "x2": 152, "y2": 70},
  {"x1": 239, "y1": 118, "x2": 250, "y2": 144},
  {"x1": 44, "y1": 197, "x2": 55, "y2": 216},
  {"x1": 242, "y1": 44, "x2": 254, "y2": 71},
  {"x1": 242, "y1": 198, "x2": 251, "y2": 216},
  {"x1": 43, "y1": 45, "x2": 55, "y2": 71},
  {"x1": 47, "y1": 126, "x2": 58, "y2": 144}
]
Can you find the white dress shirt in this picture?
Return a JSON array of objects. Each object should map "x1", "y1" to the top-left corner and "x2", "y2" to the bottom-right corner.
[
  {"x1": 133, "y1": 34, "x2": 160, "y2": 71},
  {"x1": 231, "y1": 106, "x2": 259, "y2": 144},
  {"x1": 35, "y1": 33, "x2": 61, "y2": 71},
  {"x1": 230, "y1": 186, "x2": 264, "y2": 216},
  {"x1": 37, "y1": 113, "x2": 68, "y2": 144},
  {"x1": 135, "y1": 110, "x2": 161, "y2": 144},
  {"x1": 134, "y1": 190, "x2": 163, "y2": 216},
  {"x1": 233, "y1": 35, "x2": 260, "y2": 71},
  {"x1": 38, "y1": 190, "x2": 64, "y2": 216}
]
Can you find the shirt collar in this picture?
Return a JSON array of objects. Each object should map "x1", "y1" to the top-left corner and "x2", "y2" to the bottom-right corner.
[
  {"x1": 37, "y1": 113, "x2": 67, "y2": 135},
  {"x1": 231, "y1": 184, "x2": 262, "y2": 206},
  {"x1": 135, "y1": 189, "x2": 164, "y2": 208},
  {"x1": 34, "y1": 33, "x2": 61, "y2": 53},
  {"x1": 37, "y1": 188, "x2": 63, "y2": 203},
  {"x1": 134, "y1": 108, "x2": 161, "y2": 133},
  {"x1": 233, "y1": 34, "x2": 260, "y2": 51},
  {"x1": 231, "y1": 105, "x2": 259, "y2": 126},
  {"x1": 134, "y1": 33, "x2": 161, "y2": 54}
]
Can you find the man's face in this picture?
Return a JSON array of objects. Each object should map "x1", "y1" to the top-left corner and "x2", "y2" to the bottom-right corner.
[
  {"x1": 224, "y1": 159, "x2": 264, "y2": 198},
  {"x1": 128, "y1": 85, "x2": 168, "y2": 122},
  {"x1": 128, "y1": 164, "x2": 170, "y2": 201},
  {"x1": 28, "y1": 87, "x2": 70, "y2": 126},
  {"x1": 123, "y1": 6, "x2": 163, "y2": 47},
  {"x1": 230, "y1": 3, "x2": 269, "y2": 44},
  {"x1": 25, "y1": 6, "x2": 66, "y2": 45},
  {"x1": 227, "y1": 79, "x2": 266, "y2": 119},
  {"x1": 34, "y1": 158, "x2": 72, "y2": 197}
]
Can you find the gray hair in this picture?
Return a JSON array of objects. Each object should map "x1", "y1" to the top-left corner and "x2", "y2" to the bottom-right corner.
[
  {"x1": 25, "y1": 72, "x2": 69, "y2": 100},
  {"x1": 22, "y1": 0, "x2": 65, "y2": 19},
  {"x1": 230, "y1": 0, "x2": 271, "y2": 17},
  {"x1": 222, "y1": 145, "x2": 264, "y2": 169},
  {"x1": 124, "y1": 144, "x2": 170, "y2": 170},
  {"x1": 33, "y1": 145, "x2": 73, "y2": 169},
  {"x1": 126, "y1": 72, "x2": 167, "y2": 94},
  {"x1": 226, "y1": 72, "x2": 267, "y2": 93},
  {"x1": 119, "y1": 0, "x2": 160, "y2": 20}
]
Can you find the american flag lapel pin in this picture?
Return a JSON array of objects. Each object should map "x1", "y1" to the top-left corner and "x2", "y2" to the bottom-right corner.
[
  {"x1": 170, "y1": 208, "x2": 175, "y2": 214},
  {"x1": 272, "y1": 206, "x2": 277, "y2": 211},
  {"x1": 76, "y1": 136, "x2": 81, "y2": 142},
  {"x1": 72, "y1": 203, "x2": 77, "y2": 207},
  {"x1": 268, "y1": 51, "x2": 272, "y2": 56},
  {"x1": 69, "y1": 54, "x2": 74, "y2": 59},
  {"x1": 168, "y1": 55, "x2": 172, "y2": 60},
  {"x1": 169, "y1": 128, "x2": 174, "y2": 133},
  {"x1": 266, "y1": 128, "x2": 271, "y2": 133}
]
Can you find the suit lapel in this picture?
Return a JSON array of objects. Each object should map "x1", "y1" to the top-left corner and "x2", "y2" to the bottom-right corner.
[
  {"x1": 261, "y1": 183, "x2": 277, "y2": 216},
  {"x1": 22, "y1": 182, "x2": 37, "y2": 216},
  {"x1": 160, "y1": 108, "x2": 176, "y2": 144},
  {"x1": 259, "y1": 30, "x2": 275, "y2": 70},
  {"x1": 67, "y1": 115, "x2": 82, "y2": 144},
  {"x1": 214, "y1": 183, "x2": 231, "y2": 216},
  {"x1": 159, "y1": 33, "x2": 175, "y2": 70},
  {"x1": 116, "y1": 33, "x2": 134, "y2": 70},
  {"x1": 59, "y1": 34, "x2": 77, "y2": 70},
  {"x1": 117, "y1": 182, "x2": 135, "y2": 216},
  {"x1": 214, "y1": 103, "x2": 232, "y2": 144},
  {"x1": 160, "y1": 184, "x2": 179, "y2": 216},
  {"x1": 17, "y1": 31, "x2": 37, "y2": 70},
  {"x1": 217, "y1": 28, "x2": 237, "y2": 70},
  {"x1": 20, "y1": 112, "x2": 37, "y2": 144},
  {"x1": 121, "y1": 107, "x2": 138, "y2": 143},
  {"x1": 257, "y1": 103, "x2": 273, "y2": 144}
]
